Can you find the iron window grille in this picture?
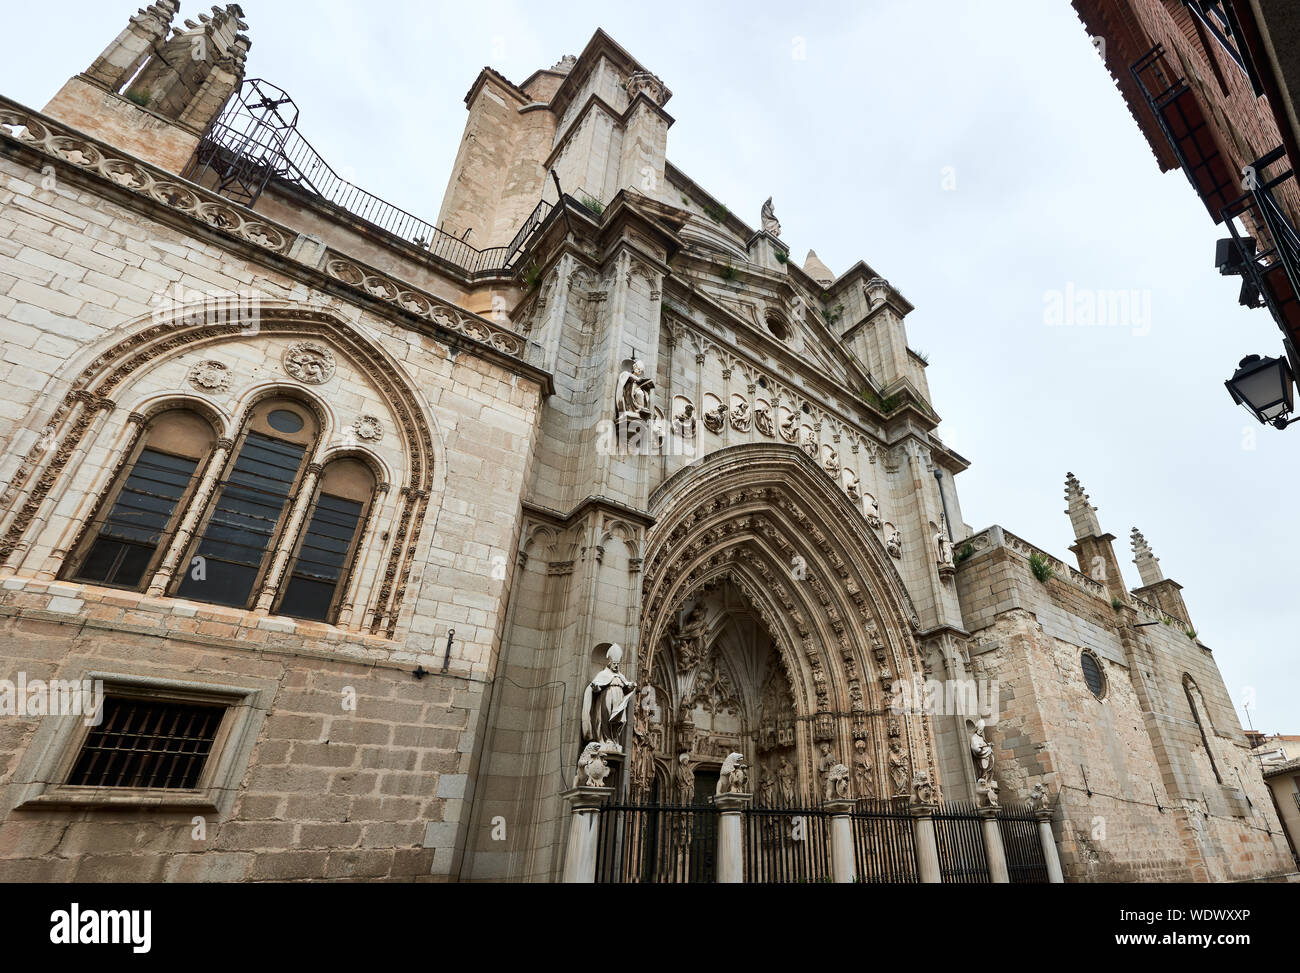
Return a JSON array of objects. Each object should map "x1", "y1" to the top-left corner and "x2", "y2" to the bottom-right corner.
[{"x1": 67, "y1": 695, "x2": 226, "y2": 790}]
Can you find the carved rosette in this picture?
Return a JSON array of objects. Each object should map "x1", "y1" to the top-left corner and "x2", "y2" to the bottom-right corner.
[
  {"x1": 353, "y1": 415, "x2": 383, "y2": 443},
  {"x1": 187, "y1": 359, "x2": 230, "y2": 393},
  {"x1": 282, "y1": 341, "x2": 336, "y2": 385}
]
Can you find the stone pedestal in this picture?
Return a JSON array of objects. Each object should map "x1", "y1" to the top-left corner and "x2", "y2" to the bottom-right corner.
[
  {"x1": 711, "y1": 792, "x2": 752, "y2": 883},
  {"x1": 560, "y1": 786, "x2": 608, "y2": 883},
  {"x1": 1037, "y1": 809, "x2": 1065, "y2": 883},
  {"x1": 825, "y1": 799, "x2": 857, "y2": 883},
  {"x1": 978, "y1": 806, "x2": 1010, "y2": 883},
  {"x1": 910, "y1": 803, "x2": 942, "y2": 883}
]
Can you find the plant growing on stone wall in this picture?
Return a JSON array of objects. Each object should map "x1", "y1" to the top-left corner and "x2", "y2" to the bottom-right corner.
[
  {"x1": 125, "y1": 89, "x2": 151, "y2": 107},
  {"x1": 1111, "y1": 596, "x2": 1123, "y2": 611},
  {"x1": 1185, "y1": 628, "x2": 1197, "y2": 640},
  {"x1": 721, "y1": 262, "x2": 739, "y2": 281},
  {"x1": 955, "y1": 542, "x2": 975, "y2": 565},
  {"x1": 703, "y1": 201, "x2": 729, "y2": 223},
  {"x1": 521, "y1": 262, "x2": 544, "y2": 289},
  {"x1": 578, "y1": 193, "x2": 604, "y2": 217},
  {"x1": 1029, "y1": 553, "x2": 1053, "y2": 583},
  {"x1": 775, "y1": 250, "x2": 789, "y2": 265}
]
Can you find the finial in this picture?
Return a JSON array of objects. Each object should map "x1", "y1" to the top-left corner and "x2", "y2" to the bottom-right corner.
[
  {"x1": 1064, "y1": 472, "x2": 1102, "y2": 540},
  {"x1": 1130, "y1": 527, "x2": 1164, "y2": 585}
]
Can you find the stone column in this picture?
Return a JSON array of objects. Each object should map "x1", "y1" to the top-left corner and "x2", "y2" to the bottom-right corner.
[
  {"x1": 1037, "y1": 809, "x2": 1065, "y2": 883},
  {"x1": 979, "y1": 807, "x2": 1010, "y2": 883},
  {"x1": 910, "y1": 803, "x2": 942, "y2": 883},
  {"x1": 712, "y1": 792, "x2": 751, "y2": 883},
  {"x1": 147, "y1": 437, "x2": 235, "y2": 597},
  {"x1": 254, "y1": 462, "x2": 323, "y2": 614},
  {"x1": 825, "y1": 799, "x2": 857, "y2": 883},
  {"x1": 560, "y1": 786, "x2": 608, "y2": 883}
]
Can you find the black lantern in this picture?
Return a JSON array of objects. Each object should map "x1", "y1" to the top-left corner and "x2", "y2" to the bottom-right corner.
[{"x1": 1225, "y1": 354, "x2": 1295, "y2": 428}]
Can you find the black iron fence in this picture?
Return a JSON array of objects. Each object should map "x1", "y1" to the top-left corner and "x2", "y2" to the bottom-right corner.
[
  {"x1": 851, "y1": 797, "x2": 918, "y2": 883},
  {"x1": 933, "y1": 799, "x2": 991, "y2": 883},
  {"x1": 594, "y1": 799, "x2": 717, "y2": 883},
  {"x1": 745, "y1": 798, "x2": 832, "y2": 883},
  {"x1": 997, "y1": 802, "x2": 1050, "y2": 884}
]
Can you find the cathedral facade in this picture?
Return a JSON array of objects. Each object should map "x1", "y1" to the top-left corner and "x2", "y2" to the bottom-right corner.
[{"x1": 0, "y1": 4, "x2": 1291, "y2": 882}]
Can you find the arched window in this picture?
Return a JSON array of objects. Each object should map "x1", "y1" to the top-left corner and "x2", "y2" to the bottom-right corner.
[
  {"x1": 275, "y1": 457, "x2": 376, "y2": 623},
  {"x1": 175, "y1": 398, "x2": 319, "y2": 609},
  {"x1": 66, "y1": 409, "x2": 214, "y2": 590}
]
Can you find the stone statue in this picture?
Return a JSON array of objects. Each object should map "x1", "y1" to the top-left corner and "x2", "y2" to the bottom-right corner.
[
  {"x1": 823, "y1": 447, "x2": 840, "y2": 476},
  {"x1": 969, "y1": 719, "x2": 998, "y2": 806},
  {"x1": 673, "y1": 402, "x2": 696, "y2": 438},
  {"x1": 913, "y1": 770, "x2": 935, "y2": 805},
  {"x1": 702, "y1": 402, "x2": 726, "y2": 434},
  {"x1": 615, "y1": 359, "x2": 654, "y2": 424},
  {"x1": 581, "y1": 644, "x2": 636, "y2": 752},
  {"x1": 729, "y1": 399, "x2": 750, "y2": 431},
  {"x1": 852, "y1": 739, "x2": 875, "y2": 798},
  {"x1": 817, "y1": 742, "x2": 837, "y2": 799},
  {"x1": 865, "y1": 494, "x2": 882, "y2": 530},
  {"x1": 777, "y1": 755, "x2": 796, "y2": 803},
  {"x1": 885, "y1": 525, "x2": 902, "y2": 559},
  {"x1": 779, "y1": 410, "x2": 799, "y2": 442},
  {"x1": 846, "y1": 474, "x2": 861, "y2": 501},
  {"x1": 630, "y1": 686, "x2": 656, "y2": 795},
  {"x1": 759, "y1": 767, "x2": 776, "y2": 803},
  {"x1": 675, "y1": 750, "x2": 695, "y2": 803},
  {"x1": 575, "y1": 741, "x2": 611, "y2": 787},
  {"x1": 753, "y1": 403, "x2": 773, "y2": 437},
  {"x1": 717, "y1": 751, "x2": 749, "y2": 795},
  {"x1": 888, "y1": 741, "x2": 910, "y2": 796},
  {"x1": 827, "y1": 763, "x2": 851, "y2": 800},
  {"x1": 936, "y1": 514, "x2": 954, "y2": 568},
  {"x1": 1029, "y1": 782, "x2": 1050, "y2": 812},
  {"x1": 761, "y1": 197, "x2": 782, "y2": 238},
  {"x1": 672, "y1": 602, "x2": 707, "y2": 673},
  {"x1": 800, "y1": 428, "x2": 818, "y2": 459}
]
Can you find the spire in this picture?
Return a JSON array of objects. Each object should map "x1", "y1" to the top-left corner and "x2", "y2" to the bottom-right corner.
[
  {"x1": 1064, "y1": 472, "x2": 1101, "y2": 540},
  {"x1": 1130, "y1": 528, "x2": 1164, "y2": 586},
  {"x1": 803, "y1": 250, "x2": 835, "y2": 286}
]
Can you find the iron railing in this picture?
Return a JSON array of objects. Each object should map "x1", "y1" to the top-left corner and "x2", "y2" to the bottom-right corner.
[
  {"x1": 933, "y1": 799, "x2": 991, "y2": 884},
  {"x1": 851, "y1": 797, "x2": 919, "y2": 883},
  {"x1": 185, "y1": 78, "x2": 552, "y2": 275},
  {"x1": 1131, "y1": 45, "x2": 1237, "y2": 222},
  {"x1": 594, "y1": 799, "x2": 717, "y2": 883},
  {"x1": 1182, "y1": 0, "x2": 1265, "y2": 96},
  {"x1": 1222, "y1": 146, "x2": 1300, "y2": 341},
  {"x1": 745, "y1": 798, "x2": 833, "y2": 883},
  {"x1": 996, "y1": 802, "x2": 1050, "y2": 884}
]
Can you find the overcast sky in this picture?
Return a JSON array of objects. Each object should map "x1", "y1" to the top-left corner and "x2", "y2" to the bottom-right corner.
[{"x1": 4, "y1": 0, "x2": 1296, "y2": 733}]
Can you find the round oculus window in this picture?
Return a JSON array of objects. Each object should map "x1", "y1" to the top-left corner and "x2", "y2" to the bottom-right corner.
[{"x1": 267, "y1": 409, "x2": 304, "y2": 434}]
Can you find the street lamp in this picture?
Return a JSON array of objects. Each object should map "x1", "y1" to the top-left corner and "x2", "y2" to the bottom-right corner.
[{"x1": 1225, "y1": 354, "x2": 1294, "y2": 429}]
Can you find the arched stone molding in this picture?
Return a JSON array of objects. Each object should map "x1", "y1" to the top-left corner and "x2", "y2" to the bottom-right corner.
[
  {"x1": 0, "y1": 304, "x2": 442, "y2": 639},
  {"x1": 638, "y1": 442, "x2": 939, "y2": 800}
]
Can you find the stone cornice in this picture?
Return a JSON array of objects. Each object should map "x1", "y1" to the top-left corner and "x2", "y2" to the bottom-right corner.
[{"x1": 522, "y1": 494, "x2": 656, "y2": 530}]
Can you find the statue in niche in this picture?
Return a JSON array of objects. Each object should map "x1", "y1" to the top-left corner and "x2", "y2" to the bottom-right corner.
[
  {"x1": 935, "y1": 514, "x2": 954, "y2": 568},
  {"x1": 846, "y1": 474, "x2": 861, "y2": 501},
  {"x1": 675, "y1": 750, "x2": 695, "y2": 803},
  {"x1": 615, "y1": 359, "x2": 655, "y2": 424},
  {"x1": 779, "y1": 409, "x2": 799, "y2": 442},
  {"x1": 702, "y1": 402, "x2": 726, "y2": 434},
  {"x1": 761, "y1": 197, "x2": 782, "y2": 238},
  {"x1": 630, "y1": 686, "x2": 656, "y2": 795},
  {"x1": 581, "y1": 644, "x2": 636, "y2": 752},
  {"x1": 717, "y1": 752, "x2": 749, "y2": 795},
  {"x1": 817, "y1": 742, "x2": 837, "y2": 799},
  {"x1": 729, "y1": 399, "x2": 750, "y2": 431},
  {"x1": 853, "y1": 739, "x2": 875, "y2": 798},
  {"x1": 575, "y1": 742, "x2": 611, "y2": 788},
  {"x1": 823, "y1": 447, "x2": 840, "y2": 477},
  {"x1": 885, "y1": 525, "x2": 902, "y2": 559},
  {"x1": 753, "y1": 403, "x2": 774, "y2": 437},
  {"x1": 777, "y1": 755, "x2": 797, "y2": 803},
  {"x1": 759, "y1": 767, "x2": 777, "y2": 803},
  {"x1": 800, "y1": 428, "x2": 818, "y2": 459},
  {"x1": 673, "y1": 402, "x2": 696, "y2": 438},
  {"x1": 864, "y1": 494, "x2": 882, "y2": 530},
  {"x1": 888, "y1": 741, "x2": 910, "y2": 797},
  {"x1": 671, "y1": 602, "x2": 707, "y2": 673}
]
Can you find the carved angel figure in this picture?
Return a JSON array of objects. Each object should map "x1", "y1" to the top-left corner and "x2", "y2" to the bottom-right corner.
[
  {"x1": 716, "y1": 751, "x2": 749, "y2": 795},
  {"x1": 581, "y1": 644, "x2": 636, "y2": 752},
  {"x1": 575, "y1": 741, "x2": 611, "y2": 787}
]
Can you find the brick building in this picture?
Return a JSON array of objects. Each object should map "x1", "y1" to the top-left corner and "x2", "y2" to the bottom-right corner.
[
  {"x1": 1072, "y1": 0, "x2": 1300, "y2": 425},
  {"x1": 0, "y1": 3, "x2": 1292, "y2": 882}
]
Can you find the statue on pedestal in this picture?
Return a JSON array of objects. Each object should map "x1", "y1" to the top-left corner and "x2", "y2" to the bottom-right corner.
[
  {"x1": 581, "y1": 644, "x2": 636, "y2": 753},
  {"x1": 761, "y1": 197, "x2": 782, "y2": 238}
]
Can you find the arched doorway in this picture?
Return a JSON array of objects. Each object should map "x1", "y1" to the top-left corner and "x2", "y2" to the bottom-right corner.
[{"x1": 632, "y1": 444, "x2": 940, "y2": 807}]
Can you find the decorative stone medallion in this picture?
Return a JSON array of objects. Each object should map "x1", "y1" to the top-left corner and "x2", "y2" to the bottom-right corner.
[
  {"x1": 282, "y1": 341, "x2": 336, "y2": 384},
  {"x1": 353, "y1": 415, "x2": 384, "y2": 443},
  {"x1": 188, "y1": 359, "x2": 230, "y2": 393}
]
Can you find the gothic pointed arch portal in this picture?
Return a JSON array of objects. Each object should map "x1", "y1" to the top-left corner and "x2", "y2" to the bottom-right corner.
[{"x1": 635, "y1": 444, "x2": 939, "y2": 806}]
